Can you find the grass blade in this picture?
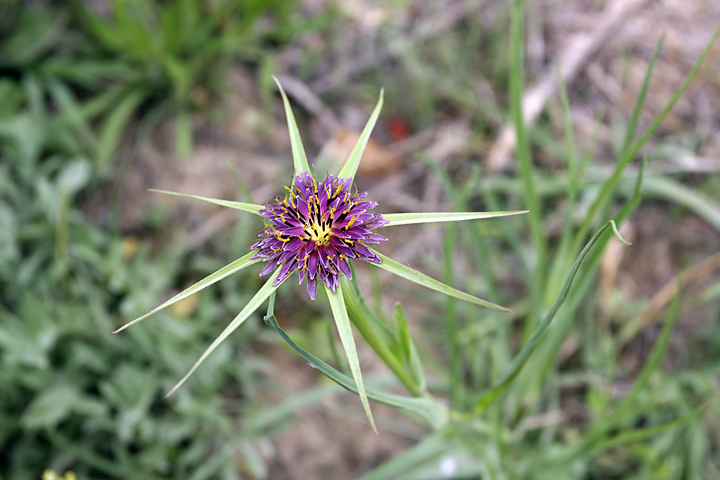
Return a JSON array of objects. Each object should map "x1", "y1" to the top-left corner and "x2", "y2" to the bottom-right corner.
[
  {"x1": 174, "y1": 109, "x2": 193, "y2": 158},
  {"x1": 149, "y1": 189, "x2": 263, "y2": 216},
  {"x1": 474, "y1": 220, "x2": 629, "y2": 415},
  {"x1": 592, "y1": 406, "x2": 703, "y2": 453},
  {"x1": 620, "y1": 37, "x2": 664, "y2": 154},
  {"x1": 640, "y1": 175, "x2": 720, "y2": 230},
  {"x1": 372, "y1": 249, "x2": 511, "y2": 313},
  {"x1": 381, "y1": 210, "x2": 528, "y2": 227},
  {"x1": 393, "y1": 303, "x2": 426, "y2": 391},
  {"x1": 354, "y1": 430, "x2": 453, "y2": 480},
  {"x1": 112, "y1": 251, "x2": 261, "y2": 334},
  {"x1": 325, "y1": 284, "x2": 376, "y2": 432},
  {"x1": 559, "y1": 287, "x2": 682, "y2": 461},
  {"x1": 572, "y1": 28, "x2": 719, "y2": 254},
  {"x1": 97, "y1": 87, "x2": 145, "y2": 170},
  {"x1": 338, "y1": 89, "x2": 384, "y2": 181},
  {"x1": 510, "y1": 0, "x2": 546, "y2": 287},
  {"x1": 166, "y1": 269, "x2": 286, "y2": 397},
  {"x1": 272, "y1": 75, "x2": 311, "y2": 176}
]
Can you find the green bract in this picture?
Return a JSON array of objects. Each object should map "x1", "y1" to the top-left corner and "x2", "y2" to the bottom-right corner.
[{"x1": 112, "y1": 78, "x2": 527, "y2": 429}]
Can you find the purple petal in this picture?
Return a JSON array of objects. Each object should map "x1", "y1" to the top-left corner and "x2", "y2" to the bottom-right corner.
[
  {"x1": 338, "y1": 257, "x2": 352, "y2": 279},
  {"x1": 306, "y1": 278, "x2": 318, "y2": 300}
]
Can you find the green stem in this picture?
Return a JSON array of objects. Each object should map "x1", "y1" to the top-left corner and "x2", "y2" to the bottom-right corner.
[{"x1": 341, "y1": 276, "x2": 423, "y2": 397}]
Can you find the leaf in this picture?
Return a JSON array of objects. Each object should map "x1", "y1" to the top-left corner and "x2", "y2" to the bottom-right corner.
[
  {"x1": 338, "y1": 89, "x2": 384, "y2": 182},
  {"x1": 371, "y1": 249, "x2": 511, "y2": 313},
  {"x1": 393, "y1": 303, "x2": 426, "y2": 391},
  {"x1": 22, "y1": 384, "x2": 77, "y2": 429},
  {"x1": 263, "y1": 296, "x2": 447, "y2": 429},
  {"x1": 510, "y1": 0, "x2": 546, "y2": 281},
  {"x1": 47, "y1": 80, "x2": 97, "y2": 152},
  {"x1": 381, "y1": 210, "x2": 528, "y2": 227},
  {"x1": 574, "y1": 27, "x2": 718, "y2": 249},
  {"x1": 325, "y1": 284, "x2": 376, "y2": 432},
  {"x1": 165, "y1": 269, "x2": 287, "y2": 397},
  {"x1": 174, "y1": 109, "x2": 193, "y2": 158},
  {"x1": 353, "y1": 430, "x2": 453, "y2": 480},
  {"x1": 272, "y1": 75, "x2": 311, "y2": 176},
  {"x1": 97, "y1": 88, "x2": 145, "y2": 169},
  {"x1": 149, "y1": 189, "x2": 263, "y2": 216},
  {"x1": 112, "y1": 251, "x2": 261, "y2": 334},
  {"x1": 474, "y1": 220, "x2": 629, "y2": 415},
  {"x1": 592, "y1": 407, "x2": 703, "y2": 453},
  {"x1": 340, "y1": 275, "x2": 422, "y2": 396}
]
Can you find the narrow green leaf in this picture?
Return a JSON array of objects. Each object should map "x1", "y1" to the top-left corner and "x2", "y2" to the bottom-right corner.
[
  {"x1": 263, "y1": 296, "x2": 447, "y2": 428},
  {"x1": 112, "y1": 251, "x2": 261, "y2": 334},
  {"x1": 641, "y1": 175, "x2": 720, "y2": 231},
  {"x1": 325, "y1": 284, "x2": 376, "y2": 432},
  {"x1": 560, "y1": 289, "x2": 684, "y2": 462},
  {"x1": 272, "y1": 75, "x2": 311, "y2": 176},
  {"x1": 166, "y1": 270, "x2": 286, "y2": 397},
  {"x1": 474, "y1": 220, "x2": 626, "y2": 414},
  {"x1": 341, "y1": 275, "x2": 422, "y2": 396},
  {"x1": 338, "y1": 89, "x2": 384, "y2": 181},
  {"x1": 603, "y1": 284, "x2": 679, "y2": 425},
  {"x1": 97, "y1": 88, "x2": 145, "y2": 169},
  {"x1": 149, "y1": 189, "x2": 263, "y2": 216},
  {"x1": 510, "y1": 0, "x2": 546, "y2": 289},
  {"x1": 620, "y1": 37, "x2": 664, "y2": 154},
  {"x1": 381, "y1": 210, "x2": 528, "y2": 227},
  {"x1": 174, "y1": 109, "x2": 193, "y2": 158},
  {"x1": 372, "y1": 250, "x2": 511, "y2": 313},
  {"x1": 573, "y1": 28, "x2": 718, "y2": 254},
  {"x1": 592, "y1": 407, "x2": 703, "y2": 453},
  {"x1": 393, "y1": 303, "x2": 426, "y2": 391},
  {"x1": 354, "y1": 430, "x2": 453, "y2": 480},
  {"x1": 47, "y1": 80, "x2": 97, "y2": 152}
]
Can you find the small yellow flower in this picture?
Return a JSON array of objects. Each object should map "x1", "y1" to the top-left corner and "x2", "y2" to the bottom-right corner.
[{"x1": 42, "y1": 470, "x2": 76, "y2": 480}]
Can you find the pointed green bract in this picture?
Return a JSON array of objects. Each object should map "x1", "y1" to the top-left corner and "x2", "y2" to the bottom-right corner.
[
  {"x1": 338, "y1": 89, "x2": 384, "y2": 182},
  {"x1": 381, "y1": 210, "x2": 528, "y2": 227},
  {"x1": 371, "y1": 249, "x2": 511, "y2": 313},
  {"x1": 166, "y1": 269, "x2": 287, "y2": 397},
  {"x1": 325, "y1": 284, "x2": 377, "y2": 433},
  {"x1": 112, "y1": 251, "x2": 261, "y2": 334},
  {"x1": 149, "y1": 189, "x2": 263, "y2": 216},
  {"x1": 272, "y1": 75, "x2": 311, "y2": 176}
]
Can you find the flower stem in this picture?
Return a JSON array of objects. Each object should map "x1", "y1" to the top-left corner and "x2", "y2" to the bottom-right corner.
[{"x1": 341, "y1": 276, "x2": 423, "y2": 397}]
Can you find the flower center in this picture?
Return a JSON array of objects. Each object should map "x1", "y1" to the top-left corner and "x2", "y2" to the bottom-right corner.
[{"x1": 305, "y1": 219, "x2": 332, "y2": 246}]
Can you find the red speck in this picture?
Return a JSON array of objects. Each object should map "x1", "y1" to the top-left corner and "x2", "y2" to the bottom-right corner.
[{"x1": 388, "y1": 114, "x2": 410, "y2": 142}]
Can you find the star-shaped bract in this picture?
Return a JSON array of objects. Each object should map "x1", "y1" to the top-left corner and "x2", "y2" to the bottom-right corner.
[{"x1": 112, "y1": 76, "x2": 527, "y2": 431}]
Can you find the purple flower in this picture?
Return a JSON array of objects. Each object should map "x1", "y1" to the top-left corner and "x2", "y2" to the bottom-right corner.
[
  {"x1": 112, "y1": 78, "x2": 524, "y2": 422},
  {"x1": 251, "y1": 173, "x2": 388, "y2": 299}
]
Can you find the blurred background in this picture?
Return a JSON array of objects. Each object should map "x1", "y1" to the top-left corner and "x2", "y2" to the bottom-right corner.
[{"x1": 1, "y1": 0, "x2": 719, "y2": 478}]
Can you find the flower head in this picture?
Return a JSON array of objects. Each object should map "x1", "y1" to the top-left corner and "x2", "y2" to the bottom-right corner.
[{"x1": 252, "y1": 172, "x2": 387, "y2": 299}]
